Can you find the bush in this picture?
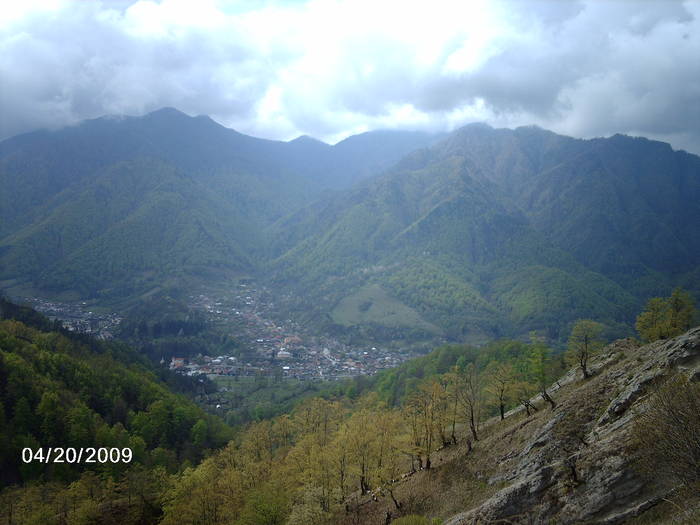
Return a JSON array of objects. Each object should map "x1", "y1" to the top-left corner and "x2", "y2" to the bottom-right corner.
[{"x1": 633, "y1": 374, "x2": 700, "y2": 489}]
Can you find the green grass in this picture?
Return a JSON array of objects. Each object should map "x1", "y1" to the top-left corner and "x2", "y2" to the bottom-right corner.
[{"x1": 331, "y1": 284, "x2": 442, "y2": 334}]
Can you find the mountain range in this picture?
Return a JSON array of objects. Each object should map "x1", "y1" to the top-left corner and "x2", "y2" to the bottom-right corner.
[
  {"x1": 1, "y1": 108, "x2": 698, "y2": 341},
  {"x1": 0, "y1": 108, "x2": 438, "y2": 302}
]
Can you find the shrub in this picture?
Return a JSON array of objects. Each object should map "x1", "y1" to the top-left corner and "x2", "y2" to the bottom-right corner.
[{"x1": 633, "y1": 374, "x2": 700, "y2": 489}]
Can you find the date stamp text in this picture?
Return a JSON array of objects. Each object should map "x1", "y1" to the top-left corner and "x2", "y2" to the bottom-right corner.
[{"x1": 21, "y1": 447, "x2": 133, "y2": 464}]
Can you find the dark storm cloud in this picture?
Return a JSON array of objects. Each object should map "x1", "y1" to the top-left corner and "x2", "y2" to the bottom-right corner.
[{"x1": 1, "y1": 0, "x2": 699, "y2": 153}]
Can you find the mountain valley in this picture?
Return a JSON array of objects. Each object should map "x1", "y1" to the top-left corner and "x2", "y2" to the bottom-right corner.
[{"x1": 2, "y1": 109, "x2": 698, "y2": 345}]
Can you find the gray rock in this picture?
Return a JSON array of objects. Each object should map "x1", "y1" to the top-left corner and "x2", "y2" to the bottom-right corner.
[{"x1": 445, "y1": 327, "x2": 700, "y2": 525}]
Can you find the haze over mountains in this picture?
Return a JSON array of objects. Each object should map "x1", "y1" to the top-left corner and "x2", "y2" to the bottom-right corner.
[{"x1": 1, "y1": 108, "x2": 699, "y2": 342}]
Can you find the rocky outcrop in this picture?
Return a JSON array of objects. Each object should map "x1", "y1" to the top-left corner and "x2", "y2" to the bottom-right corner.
[{"x1": 445, "y1": 327, "x2": 700, "y2": 525}]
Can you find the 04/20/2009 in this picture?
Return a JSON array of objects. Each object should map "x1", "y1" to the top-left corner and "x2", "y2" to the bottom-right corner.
[{"x1": 21, "y1": 447, "x2": 133, "y2": 464}]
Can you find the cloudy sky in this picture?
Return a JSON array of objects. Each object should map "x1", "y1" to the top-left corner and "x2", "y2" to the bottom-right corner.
[{"x1": 1, "y1": 0, "x2": 699, "y2": 153}]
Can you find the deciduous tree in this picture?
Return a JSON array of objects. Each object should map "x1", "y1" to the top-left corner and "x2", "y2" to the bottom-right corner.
[
  {"x1": 636, "y1": 288, "x2": 696, "y2": 342},
  {"x1": 528, "y1": 340, "x2": 556, "y2": 409},
  {"x1": 566, "y1": 320, "x2": 604, "y2": 379},
  {"x1": 484, "y1": 362, "x2": 515, "y2": 420},
  {"x1": 456, "y1": 363, "x2": 482, "y2": 441}
]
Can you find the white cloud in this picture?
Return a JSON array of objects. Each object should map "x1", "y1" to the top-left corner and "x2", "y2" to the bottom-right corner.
[{"x1": 0, "y1": 0, "x2": 699, "y2": 153}]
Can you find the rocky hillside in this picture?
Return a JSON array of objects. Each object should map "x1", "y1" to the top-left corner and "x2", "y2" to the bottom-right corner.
[{"x1": 347, "y1": 327, "x2": 700, "y2": 524}]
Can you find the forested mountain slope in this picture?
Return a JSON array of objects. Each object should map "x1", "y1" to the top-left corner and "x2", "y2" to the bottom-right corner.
[
  {"x1": 0, "y1": 297, "x2": 231, "y2": 489},
  {"x1": 0, "y1": 108, "x2": 438, "y2": 301},
  {"x1": 434, "y1": 125, "x2": 700, "y2": 297},
  {"x1": 270, "y1": 125, "x2": 700, "y2": 341}
]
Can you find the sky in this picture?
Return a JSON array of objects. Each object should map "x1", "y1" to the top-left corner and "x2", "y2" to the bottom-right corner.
[{"x1": 1, "y1": 0, "x2": 699, "y2": 153}]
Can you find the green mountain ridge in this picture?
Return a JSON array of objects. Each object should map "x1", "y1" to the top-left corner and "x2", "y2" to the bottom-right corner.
[
  {"x1": 0, "y1": 108, "x2": 439, "y2": 303},
  {"x1": 1, "y1": 110, "x2": 698, "y2": 341},
  {"x1": 436, "y1": 125, "x2": 700, "y2": 290},
  {"x1": 269, "y1": 136, "x2": 643, "y2": 340}
]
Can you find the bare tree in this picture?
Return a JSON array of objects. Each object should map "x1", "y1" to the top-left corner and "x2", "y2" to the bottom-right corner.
[
  {"x1": 484, "y1": 362, "x2": 515, "y2": 420},
  {"x1": 456, "y1": 363, "x2": 482, "y2": 442},
  {"x1": 529, "y1": 340, "x2": 556, "y2": 409}
]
